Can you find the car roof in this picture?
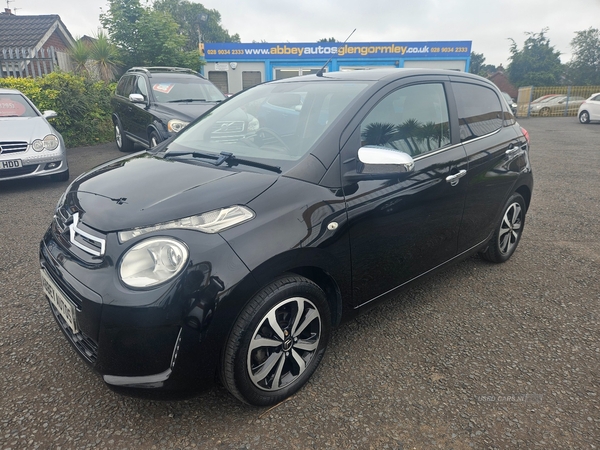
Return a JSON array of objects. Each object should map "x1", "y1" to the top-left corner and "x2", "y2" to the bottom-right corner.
[
  {"x1": 281, "y1": 68, "x2": 487, "y2": 83},
  {"x1": 0, "y1": 88, "x2": 23, "y2": 95}
]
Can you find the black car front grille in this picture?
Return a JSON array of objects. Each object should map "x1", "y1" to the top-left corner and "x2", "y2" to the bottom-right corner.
[
  {"x1": 0, "y1": 141, "x2": 28, "y2": 154},
  {"x1": 53, "y1": 208, "x2": 106, "y2": 260},
  {"x1": 48, "y1": 301, "x2": 98, "y2": 364}
]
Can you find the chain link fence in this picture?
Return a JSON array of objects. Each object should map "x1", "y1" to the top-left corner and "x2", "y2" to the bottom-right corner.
[{"x1": 516, "y1": 86, "x2": 600, "y2": 118}]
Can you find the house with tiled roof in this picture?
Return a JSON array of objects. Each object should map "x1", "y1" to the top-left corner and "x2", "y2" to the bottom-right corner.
[{"x1": 0, "y1": 10, "x2": 75, "y2": 77}]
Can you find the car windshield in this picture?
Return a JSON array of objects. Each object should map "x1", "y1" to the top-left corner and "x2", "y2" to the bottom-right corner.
[
  {"x1": 151, "y1": 78, "x2": 225, "y2": 103},
  {"x1": 0, "y1": 93, "x2": 38, "y2": 118},
  {"x1": 163, "y1": 79, "x2": 369, "y2": 167}
]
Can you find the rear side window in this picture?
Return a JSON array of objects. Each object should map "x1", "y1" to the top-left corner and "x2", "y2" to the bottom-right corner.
[
  {"x1": 453, "y1": 83, "x2": 503, "y2": 142},
  {"x1": 116, "y1": 76, "x2": 135, "y2": 97}
]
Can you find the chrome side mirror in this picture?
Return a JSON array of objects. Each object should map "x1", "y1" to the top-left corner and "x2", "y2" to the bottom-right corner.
[
  {"x1": 129, "y1": 93, "x2": 146, "y2": 104},
  {"x1": 344, "y1": 146, "x2": 415, "y2": 182}
]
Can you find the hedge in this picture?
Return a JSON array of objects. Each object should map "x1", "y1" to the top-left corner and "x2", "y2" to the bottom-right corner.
[{"x1": 0, "y1": 72, "x2": 116, "y2": 148}]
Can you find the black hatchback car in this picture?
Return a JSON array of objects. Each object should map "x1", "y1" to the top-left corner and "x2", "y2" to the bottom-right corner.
[
  {"x1": 40, "y1": 69, "x2": 533, "y2": 406},
  {"x1": 111, "y1": 67, "x2": 225, "y2": 150}
]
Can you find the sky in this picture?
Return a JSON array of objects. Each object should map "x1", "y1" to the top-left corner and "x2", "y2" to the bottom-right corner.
[{"x1": 11, "y1": 0, "x2": 600, "y2": 67}]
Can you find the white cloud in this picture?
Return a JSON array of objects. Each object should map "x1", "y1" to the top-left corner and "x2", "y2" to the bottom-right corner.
[{"x1": 13, "y1": 0, "x2": 600, "y2": 66}]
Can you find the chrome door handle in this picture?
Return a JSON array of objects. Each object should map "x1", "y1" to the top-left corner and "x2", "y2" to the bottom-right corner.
[{"x1": 445, "y1": 169, "x2": 467, "y2": 186}]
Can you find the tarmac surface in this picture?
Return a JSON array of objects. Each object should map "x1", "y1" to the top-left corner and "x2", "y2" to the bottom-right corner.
[{"x1": 0, "y1": 118, "x2": 599, "y2": 449}]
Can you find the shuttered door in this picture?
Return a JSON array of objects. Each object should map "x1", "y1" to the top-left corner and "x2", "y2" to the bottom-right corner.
[
  {"x1": 242, "y1": 71, "x2": 262, "y2": 90},
  {"x1": 208, "y1": 71, "x2": 229, "y2": 94}
]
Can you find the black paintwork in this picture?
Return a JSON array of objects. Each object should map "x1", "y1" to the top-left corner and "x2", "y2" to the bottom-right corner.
[
  {"x1": 111, "y1": 69, "x2": 224, "y2": 148},
  {"x1": 40, "y1": 68, "x2": 533, "y2": 392}
]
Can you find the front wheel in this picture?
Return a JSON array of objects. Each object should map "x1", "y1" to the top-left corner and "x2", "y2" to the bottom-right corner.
[
  {"x1": 579, "y1": 110, "x2": 590, "y2": 124},
  {"x1": 539, "y1": 107, "x2": 551, "y2": 117},
  {"x1": 480, "y1": 193, "x2": 526, "y2": 263},
  {"x1": 221, "y1": 275, "x2": 331, "y2": 406},
  {"x1": 149, "y1": 131, "x2": 161, "y2": 148}
]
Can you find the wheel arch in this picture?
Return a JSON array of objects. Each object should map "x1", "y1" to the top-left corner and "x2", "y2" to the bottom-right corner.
[{"x1": 515, "y1": 184, "x2": 532, "y2": 211}]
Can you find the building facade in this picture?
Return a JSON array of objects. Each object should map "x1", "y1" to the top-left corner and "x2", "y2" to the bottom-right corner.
[{"x1": 203, "y1": 41, "x2": 472, "y2": 94}]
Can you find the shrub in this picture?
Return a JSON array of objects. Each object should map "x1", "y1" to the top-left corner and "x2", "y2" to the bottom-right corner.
[{"x1": 0, "y1": 72, "x2": 116, "y2": 147}]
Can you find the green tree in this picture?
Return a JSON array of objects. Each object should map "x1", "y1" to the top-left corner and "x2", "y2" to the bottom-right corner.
[
  {"x1": 507, "y1": 29, "x2": 563, "y2": 87},
  {"x1": 100, "y1": 0, "x2": 199, "y2": 69},
  {"x1": 318, "y1": 37, "x2": 338, "y2": 43},
  {"x1": 566, "y1": 27, "x2": 600, "y2": 85},
  {"x1": 469, "y1": 52, "x2": 496, "y2": 77},
  {"x1": 89, "y1": 31, "x2": 122, "y2": 82},
  {"x1": 154, "y1": 0, "x2": 240, "y2": 50}
]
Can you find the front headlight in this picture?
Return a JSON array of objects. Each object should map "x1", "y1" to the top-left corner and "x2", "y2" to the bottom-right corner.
[
  {"x1": 168, "y1": 119, "x2": 189, "y2": 133},
  {"x1": 44, "y1": 134, "x2": 59, "y2": 150},
  {"x1": 118, "y1": 205, "x2": 255, "y2": 242},
  {"x1": 32, "y1": 134, "x2": 59, "y2": 151},
  {"x1": 119, "y1": 237, "x2": 189, "y2": 288}
]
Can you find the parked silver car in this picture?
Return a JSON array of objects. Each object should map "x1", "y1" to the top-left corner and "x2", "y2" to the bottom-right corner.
[{"x1": 0, "y1": 88, "x2": 69, "y2": 182}]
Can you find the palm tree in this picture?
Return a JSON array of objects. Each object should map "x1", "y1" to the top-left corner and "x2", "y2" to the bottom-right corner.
[
  {"x1": 361, "y1": 122, "x2": 399, "y2": 148},
  {"x1": 89, "y1": 31, "x2": 121, "y2": 82},
  {"x1": 68, "y1": 39, "x2": 91, "y2": 77}
]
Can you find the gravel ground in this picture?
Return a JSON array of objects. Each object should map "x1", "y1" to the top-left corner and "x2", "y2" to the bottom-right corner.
[{"x1": 0, "y1": 118, "x2": 599, "y2": 450}]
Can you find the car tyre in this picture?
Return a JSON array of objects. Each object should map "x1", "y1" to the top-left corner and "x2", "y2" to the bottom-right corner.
[
  {"x1": 579, "y1": 110, "x2": 590, "y2": 124},
  {"x1": 149, "y1": 131, "x2": 161, "y2": 148},
  {"x1": 480, "y1": 193, "x2": 526, "y2": 263},
  {"x1": 221, "y1": 275, "x2": 331, "y2": 406},
  {"x1": 539, "y1": 107, "x2": 551, "y2": 117},
  {"x1": 115, "y1": 121, "x2": 134, "y2": 152},
  {"x1": 50, "y1": 168, "x2": 69, "y2": 182}
]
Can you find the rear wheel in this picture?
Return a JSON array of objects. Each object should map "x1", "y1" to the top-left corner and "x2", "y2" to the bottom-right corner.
[
  {"x1": 579, "y1": 110, "x2": 590, "y2": 124},
  {"x1": 221, "y1": 275, "x2": 331, "y2": 406},
  {"x1": 480, "y1": 193, "x2": 526, "y2": 263},
  {"x1": 115, "y1": 121, "x2": 134, "y2": 152}
]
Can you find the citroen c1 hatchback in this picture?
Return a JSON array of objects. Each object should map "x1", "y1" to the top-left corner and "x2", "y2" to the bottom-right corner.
[{"x1": 40, "y1": 69, "x2": 533, "y2": 406}]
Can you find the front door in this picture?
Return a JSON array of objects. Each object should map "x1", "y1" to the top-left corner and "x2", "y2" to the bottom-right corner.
[{"x1": 342, "y1": 81, "x2": 469, "y2": 307}]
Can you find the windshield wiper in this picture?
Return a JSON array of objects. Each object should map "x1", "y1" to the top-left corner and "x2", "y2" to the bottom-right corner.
[
  {"x1": 168, "y1": 98, "x2": 207, "y2": 103},
  {"x1": 164, "y1": 150, "x2": 281, "y2": 173}
]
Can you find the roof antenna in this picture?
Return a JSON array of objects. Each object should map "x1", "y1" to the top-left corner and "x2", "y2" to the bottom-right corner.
[{"x1": 316, "y1": 28, "x2": 356, "y2": 77}]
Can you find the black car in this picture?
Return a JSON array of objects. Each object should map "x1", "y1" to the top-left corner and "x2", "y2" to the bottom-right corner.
[
  {"x1": 111, "y1": 67, "x2": 225, "y2": 150},
  {"x1": 40, "y1": 69, "x2": 533, "y2": 406}
]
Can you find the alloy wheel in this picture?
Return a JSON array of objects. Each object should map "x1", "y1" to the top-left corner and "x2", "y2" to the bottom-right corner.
[
  {"x1": 498, "y1": 202, "x2": 522, "y2": 256},
  {"x1": 247, "y1": 297, "x2": 321, "y2": 391}
]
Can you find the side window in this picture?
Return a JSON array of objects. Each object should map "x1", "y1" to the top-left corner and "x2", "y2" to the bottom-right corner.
[
  {"x1": 360, "y1": 83, "x2": 450, "y2": 157},
  {"x1": 133, "y1": 76, "x2": 149, "y2": 99},
  {"x1": 453, "y1": 83, "x2": 503, "y2": 142},
  {"x1": 592, "y1": 94, "x2": 600, "y2": 102},
  {"x1": 116, "y1": 76, "x2": 135, "y2": 97}
]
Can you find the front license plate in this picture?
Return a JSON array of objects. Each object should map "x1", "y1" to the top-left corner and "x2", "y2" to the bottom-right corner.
[
  {"x1": 40, "y1": 269, "x2": 79, "y2": 334},
  {"x1": 0, "y1": 159, "x2": 23, "y2": 170}
]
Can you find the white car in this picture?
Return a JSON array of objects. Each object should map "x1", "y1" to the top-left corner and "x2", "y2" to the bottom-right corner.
[
  {"x1": 578, "y1": 93, "x2": 600, "y2": 124},
  {"x1": 0, "y1": 88, "x2": 69, "y2": 182}
]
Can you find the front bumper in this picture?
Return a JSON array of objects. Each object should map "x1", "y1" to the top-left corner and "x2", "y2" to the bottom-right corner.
[
  {"x1": 39, "y1": 222, "x2": 252, "y2": 390},
  {"x1": 0, "y1": 145, "x2": 68, "y2": 181}
]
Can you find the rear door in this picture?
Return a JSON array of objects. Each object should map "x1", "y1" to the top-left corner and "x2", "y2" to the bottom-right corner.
[
  {"x1": 341, "y1": 78, "x2": 469, "y2": 307},
  {"x1": 449, "y1": 79, "x2": 526, "y2": 253}
]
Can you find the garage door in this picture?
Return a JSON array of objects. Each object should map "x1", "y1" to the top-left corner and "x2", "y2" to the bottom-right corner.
[{"x1": 208, "y1": 71, "x2": 229, "y2": 94}]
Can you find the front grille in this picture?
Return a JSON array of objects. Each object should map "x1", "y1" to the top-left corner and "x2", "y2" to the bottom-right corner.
[
  {"x1": 0, "y1": 141, "x2": 28, "y2": 154},
  {"x1": 48, "y1": 301, "x2": 98, "y2": 364},
  {"x1": 54, "y1": 209, "x2": 106, "y2": 258}
]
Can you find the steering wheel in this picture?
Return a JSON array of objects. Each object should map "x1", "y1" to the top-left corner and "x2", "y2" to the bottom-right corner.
[{"x1": 255, "y1": 128, "x2": 289, "y2": 152}]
